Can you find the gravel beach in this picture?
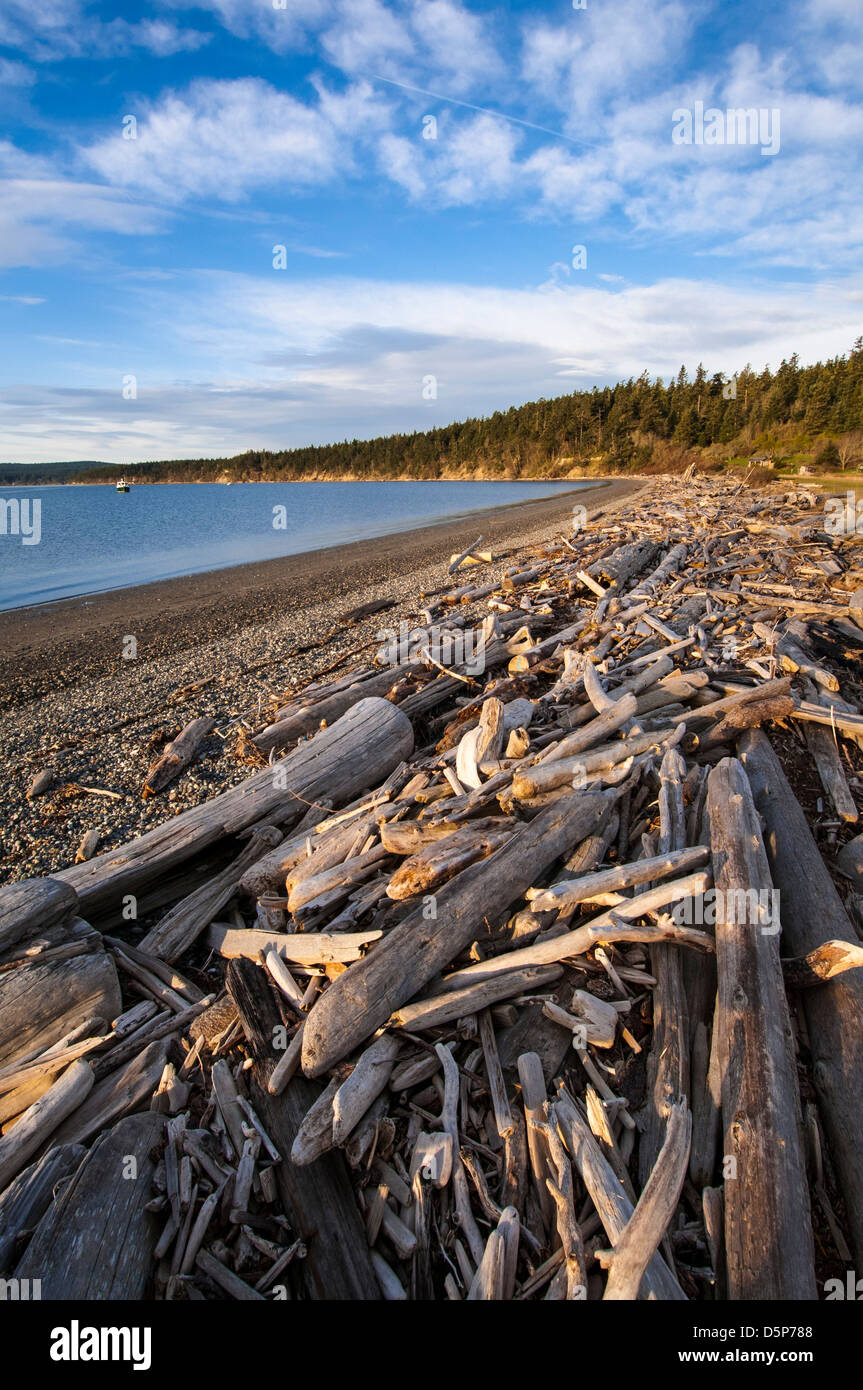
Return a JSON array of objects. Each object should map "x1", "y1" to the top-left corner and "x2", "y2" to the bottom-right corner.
[{"x1": 0, "y1": 478, "x2": 642, "y2": 883}]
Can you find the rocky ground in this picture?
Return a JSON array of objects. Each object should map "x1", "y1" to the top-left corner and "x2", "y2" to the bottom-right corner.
[{"x1": 1, "y1": 480, "x2": 642, "y2": 882}]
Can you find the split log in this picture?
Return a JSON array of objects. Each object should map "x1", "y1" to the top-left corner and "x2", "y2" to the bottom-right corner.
[
  {"x1": 707, "y1": 757, "x2": 817, "y2": 1299},
  {"x1": 14, "y1": 1113, "x2": 165, "y2": 1298},
  {"x1": 300, "y1": 789, "x2": 622, "y2": 1076},
  {"x1": 45, "y1": 1039, "x2": 167, "y2": 1150},
  {"x1": 143, "y1": 716, "x2": 216, "y2": 796},
  {"x1": 739, "y1": 727, "x2": 863, "y2": 1264},
  {"x1": 56, "y1": 697, "x2": 414, "y2": 918},
  {"x1": 804, "y1": 723, "x2": 858, "y2": 822},
  {"x1": 225, "y1": 959, "x2": 381, "y2": 1299}
]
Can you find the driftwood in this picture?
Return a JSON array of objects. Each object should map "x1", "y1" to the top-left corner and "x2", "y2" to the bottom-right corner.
[
  {"x1": 5, "y1": 473, "x2": 863, "y2": 1302},
  {"x1": 640, "y1": 747, "x2": 689, "y2": 1184},
  {"x1": 139, "y1": 825, "x2": 283, "y2": 961},
  {"x1": 15, "y1": 1113, "x2": 165, "y2": 1298},
  {"x1": 301, "y1": 790, "x2": 620, "y2": 1076},
  {"x1": 740, "y1": 727, "x2": 863, "y2": 1265},
  {"x1": 225, "y1": 959, "x2": 381, "y2": 1299},
  {"x1": 56, "y1": 697, "x2": 414, "y2": 917},
  {"x1": 707, "y1": 757, "x2": 817, "y2": 1299},
  {"x1": 0, "y1": 877, "x2": 78, "y2": 955},
  {"x1": 599, "y1": 1099, "x2": 691, "y2": 1300},
  {"x1": 0, "y1": 1142, "x2": 86, "y2": 1272},
  {"x1": 0, "y1": 936, "x2": 121, "y2": 1072},
  {"x1": 143, "y1": 715, "x2": 216, "y2": 796}
]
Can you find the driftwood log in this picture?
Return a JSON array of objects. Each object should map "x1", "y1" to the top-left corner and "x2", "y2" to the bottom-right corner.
[
  {"x1": 301, "y1": 789, "x2": 621, "y2": 1076},
  {"x1": 707, "y1": 757, "x2": 817, "y2": 1299},
  {"x1": 15, "y1": 1113, "x2": 165, "y2": 1298},
  {"x1": 740, "y1": 727, "x2": 863, "y2": 1265},
  {"x1": 225, "y1": 959, "x2": 381, "y2": 1299},
  {"x1": 56, "y1": 697, "x2": 414, "y2": 918}
]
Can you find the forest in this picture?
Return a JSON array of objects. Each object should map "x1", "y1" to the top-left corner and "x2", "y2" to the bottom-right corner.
[{"x1": 4, "y1": 341, "x2": 862, "y2": 485}]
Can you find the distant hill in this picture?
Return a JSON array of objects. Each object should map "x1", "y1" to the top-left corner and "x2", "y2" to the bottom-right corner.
[
  {"x1": 0, "y1": 461, "x2": 107, "y2": 485},
  {"x1": 6, "y1": 340, "x2": 863, "y2": 485}
]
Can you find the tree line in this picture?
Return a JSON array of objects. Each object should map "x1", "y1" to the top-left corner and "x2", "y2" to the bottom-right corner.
[{"x1": 5, "y1": 340, "x2": 862, "y2": 485}]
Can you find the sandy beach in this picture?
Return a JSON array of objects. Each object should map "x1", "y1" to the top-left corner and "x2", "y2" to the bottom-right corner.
[{"x1": 1, "y1": 478, "x2": 642, "y2": 882}]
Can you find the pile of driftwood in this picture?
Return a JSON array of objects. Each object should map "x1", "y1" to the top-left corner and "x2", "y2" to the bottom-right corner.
[{"x1": 3, "y1": 474, "x2": 863, "y2": 1301}]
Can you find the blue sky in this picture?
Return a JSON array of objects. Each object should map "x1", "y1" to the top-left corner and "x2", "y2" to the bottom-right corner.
[{"x1": 0, "y1": 0, "x2": 861, "y2": 463}]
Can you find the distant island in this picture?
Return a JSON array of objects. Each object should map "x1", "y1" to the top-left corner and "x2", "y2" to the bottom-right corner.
[{"x1": 3, "y1": 341, "x2": 861, "y2": 486}]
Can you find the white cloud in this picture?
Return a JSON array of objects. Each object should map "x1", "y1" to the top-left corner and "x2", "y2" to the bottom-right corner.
[
  {"x1": 4, "y1": 268, "x2": 861, "y2": 462},
  {"x1": 0, "y1": 0, "x2": 210, "y2": 59},
  {"x1": 83, "y1": 77, "x2": 391, "y2": 202},
  {"x1": 521, "y1": 0, "x2": 692, "y2": 125},
  {"x1": 0, "y1": 141, "x2": 167, "y2": 268}
]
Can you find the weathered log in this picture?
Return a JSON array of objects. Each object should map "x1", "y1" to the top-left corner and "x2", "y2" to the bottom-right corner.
[
  {"x1": 225, "y1": 959, "x2": 381, "y2": 1299},
  {"x1": 138, "y1": 824, "x2": 283, "y2": 961},
  {"x1": 0, "y1": 1060, "x2": 94, "y2": 1192},
  {"x1": 143, "y1": 715, "x2": 216, "y2": 796},
  {"x1": 14, "y1": 1113, "x2": 165, "y2": 1298},
  {"x1": 391, "y1": 965, "x2": 564, "y2": 1032},
  {"x1": 600, "y1": 1099, "x2": 691, "y2": 1300},
  {"x1": 739, "y1": 727, "x2": 863, "y2": 1265},
  {"x1": 254, "y1": 668, "x2": 411, "y2": 752},
  {"x1": 0, "y1": 877, "x2": 78, "y2": 955},
  {"x1": 0, "y1": 1142, "x2": 85, "y2": 1272},
  {"x1": 0, "y1": 937, "x2": 121, "y2": 1072},
  {"x1": 301, "y1": 789, "x2": 621, "y2": 1076},
  {"x1": 55, "y1": 697, "x2": 414, "y2": 917},
  {"x1": 207, "y1": 923, "x2": 381, "y2": 965},
  {"x1": 640, "y1": 747, "x2": 689, "y2": 1185},
  {"x1": 386, "y1": 823, "x2": 511, "y2": 900},
  {"x1": 707, "y1": 756, "x2": 817, "y2": 1299},
  {"x1": 45, "y1": 1039, "x2": 167, "y2": 1149}
]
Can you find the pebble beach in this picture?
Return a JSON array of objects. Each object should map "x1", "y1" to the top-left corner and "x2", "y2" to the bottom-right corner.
[{"x1": 1, "y1": 479, "x2": 641, "y2": 883}]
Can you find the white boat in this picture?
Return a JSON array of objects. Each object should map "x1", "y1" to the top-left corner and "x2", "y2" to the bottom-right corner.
[{"x1": 116, "y1": 477, "x2": 130, "y2": 493}]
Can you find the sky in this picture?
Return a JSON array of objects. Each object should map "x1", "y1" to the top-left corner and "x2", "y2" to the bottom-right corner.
[{"x1": 0, "y1": 0, "x2": 861, "y2": 464}]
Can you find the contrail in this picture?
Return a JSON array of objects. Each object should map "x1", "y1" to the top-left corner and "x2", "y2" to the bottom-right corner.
[{"x1": 368, "y1": 74, "x2": 601, "y2": 150}]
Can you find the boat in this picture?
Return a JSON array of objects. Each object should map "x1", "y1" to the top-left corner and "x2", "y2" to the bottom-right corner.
[{"x1": 116, "y1": 477, "x2": 130, "y2": 493}]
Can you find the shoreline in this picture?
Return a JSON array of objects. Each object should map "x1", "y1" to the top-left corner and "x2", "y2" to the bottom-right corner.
[
  {"x1": 0, "y1": 476, "x2": 644, "y2": 882},
  {"x1": 0, "y1": 478, "x2": 635, "y2": 711}
]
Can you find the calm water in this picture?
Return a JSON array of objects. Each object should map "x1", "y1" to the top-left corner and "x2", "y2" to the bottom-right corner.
[{"x1": 0, "y1": 480, "x2": 594, "y2": 612}]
